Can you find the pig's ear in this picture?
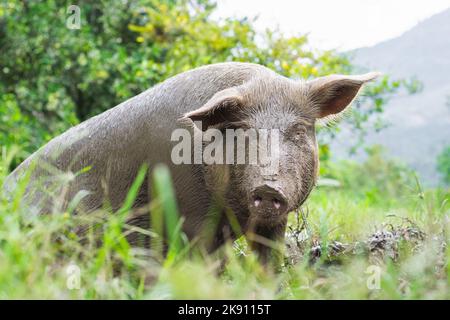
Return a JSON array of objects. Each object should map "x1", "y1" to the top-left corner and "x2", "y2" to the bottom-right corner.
[
  {"x1": 308, "y1": 72, "x2": 381, "y2": 118},
  {"x1": 181, "y1": 87, "x2": 244, "y2": 130}
]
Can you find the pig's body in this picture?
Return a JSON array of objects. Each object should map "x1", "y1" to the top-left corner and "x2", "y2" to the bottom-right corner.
[
  {"x1": 5, "y1": 62, "x2": 378, "y2": 259},
  {"x1": 6, "y1": 63, "x2": 272, "y2": 243}
]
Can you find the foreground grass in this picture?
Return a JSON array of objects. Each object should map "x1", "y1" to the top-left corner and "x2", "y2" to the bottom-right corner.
[{"x1": 0, "y1": 149, "x2": 448, "y2": 299}]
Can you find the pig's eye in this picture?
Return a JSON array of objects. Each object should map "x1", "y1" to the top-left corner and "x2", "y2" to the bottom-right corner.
[
  {"x1": 297, "y1": 126, "x2": 307, "y2": 135},
  {"x1": 286, "y1": 121, "x2": 311, "y2": 143},
  {"x1": 291, "y1": 125, "x2": 307, "y2": 141}
]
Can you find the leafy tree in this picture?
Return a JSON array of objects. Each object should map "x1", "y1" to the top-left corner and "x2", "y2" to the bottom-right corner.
[{"x1": 0, "y1": 0, "x2": 400, "y2": 166}]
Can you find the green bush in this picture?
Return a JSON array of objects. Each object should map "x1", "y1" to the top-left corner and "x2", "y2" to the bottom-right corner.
[
  {"x1": 317, "y1": 146, "x2": 417, "y2": 207},
  {"x1": 437, "y1": 146, "x2": 450, "y2": 185}
]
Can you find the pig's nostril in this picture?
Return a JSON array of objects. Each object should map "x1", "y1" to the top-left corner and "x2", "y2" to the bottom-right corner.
[
  {"x1": 254, "y1": 196, "x2": 262, "y2": 207},
  {"x1": 272, "y1": 198, "x2": 281, "y2": 209}
]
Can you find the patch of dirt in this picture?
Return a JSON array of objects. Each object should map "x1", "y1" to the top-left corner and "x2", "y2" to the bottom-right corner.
[{"x1": 285, "y1": 210, "x2": 427, "y2": 266}]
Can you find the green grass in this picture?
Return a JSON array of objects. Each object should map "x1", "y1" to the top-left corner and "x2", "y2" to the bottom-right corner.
[{"x1": 0, "y1": 147, "x2": 448, "y2": 299}]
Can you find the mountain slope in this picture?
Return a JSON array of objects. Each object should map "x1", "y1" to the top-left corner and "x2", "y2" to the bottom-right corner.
[{"x1": 332, "y1": 8, "x2": 450, "y2": 185}]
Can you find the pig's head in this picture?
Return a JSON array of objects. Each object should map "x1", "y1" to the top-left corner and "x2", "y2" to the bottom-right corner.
[{"x1": 183, "y1": 72, "x2": 379, "y2": 227}]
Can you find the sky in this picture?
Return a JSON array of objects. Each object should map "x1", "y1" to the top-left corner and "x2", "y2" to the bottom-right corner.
[{"x1": 214, "y1": 0, "x2": 450, "y2": 51}]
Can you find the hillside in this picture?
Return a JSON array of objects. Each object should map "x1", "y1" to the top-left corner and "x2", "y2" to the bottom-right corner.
[{"x1": 332, "y1": 8, "x2": 450, "y2": 185}]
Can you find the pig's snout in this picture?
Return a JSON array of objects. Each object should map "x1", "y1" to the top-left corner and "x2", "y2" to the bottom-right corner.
[{"x1": 250, "y1": 185, "x2": 288, "y2": 217}]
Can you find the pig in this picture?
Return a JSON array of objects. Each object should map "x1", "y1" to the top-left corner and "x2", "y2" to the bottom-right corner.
[{"x1": 4, "y1": 62, "x2": 379, "y2": 261}]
